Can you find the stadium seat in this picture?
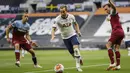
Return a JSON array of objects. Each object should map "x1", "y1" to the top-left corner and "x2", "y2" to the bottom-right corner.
[{"x1": 36, "y1": 3, "x2": 46, "y2": 13}]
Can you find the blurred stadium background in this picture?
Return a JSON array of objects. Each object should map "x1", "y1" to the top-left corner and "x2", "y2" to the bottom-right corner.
[
  {"x1": 0, "y1": 0, "x2": 130, "y2": 50},
  {"x1": 0, "y1": 0, "x2": 130, "y2": 73}
]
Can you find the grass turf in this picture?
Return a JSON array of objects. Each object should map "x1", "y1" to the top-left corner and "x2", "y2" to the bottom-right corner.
[{"x1": 0, "y1": 50, "x2": 130, "y2": 73}]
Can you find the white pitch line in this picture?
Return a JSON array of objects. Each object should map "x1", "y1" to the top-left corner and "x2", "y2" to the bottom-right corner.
[
  {"x1": 0, "y1": 63, "x2": 33, "y2": 67},
  {"x1": 24, "y1": 64, "x2": 108, "y2": 73}
]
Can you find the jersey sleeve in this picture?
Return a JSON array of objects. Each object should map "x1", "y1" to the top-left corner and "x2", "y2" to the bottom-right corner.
[
  {"x1": 27, "y1": 23, "x2": 30, "y2": 31},
  {"x1": 11, "y1": 21, "x2": 17, "y2": 27}
]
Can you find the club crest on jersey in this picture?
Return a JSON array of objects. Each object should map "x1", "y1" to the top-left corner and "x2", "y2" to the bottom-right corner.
[{"x1": 62, "y1": 23, "x2": 71, "y2": 27}]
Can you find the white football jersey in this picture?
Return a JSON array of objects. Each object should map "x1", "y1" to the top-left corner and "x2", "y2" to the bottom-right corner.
[
  {"x1": 124, "y1": 31, "x2": 130, "y2": 41},
  {"x1": 53, "y1": 13, "x2": 77, "y2": 39}
]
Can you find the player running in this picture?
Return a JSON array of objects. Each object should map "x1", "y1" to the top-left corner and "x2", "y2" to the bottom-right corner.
[
  {"x1": 103, "y1": 0, "x2": 124, "y2": 71},
  {"x1": 6, "y1": 13, "x2": 42, "y2": 68},
  {"x1": 51, "y1": 6, "x2": 83, "y2": 72}
]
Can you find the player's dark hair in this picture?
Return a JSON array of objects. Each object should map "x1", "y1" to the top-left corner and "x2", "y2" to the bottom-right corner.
[
  {"x1": 11, "y1": 12, "x2": 28, "y2": 23},
  {"x1": 103, "y1": 4, "x2": 111, "y2": 8},
  {"x1": 10, "y1": 14, "x2": 23, "y2": 23},
  {"x1": 20, "y1": 12, "x2": 28, "y2": 19},
  {"x1": 60, "y1": 6, "x2": 67, "y2": 11}
]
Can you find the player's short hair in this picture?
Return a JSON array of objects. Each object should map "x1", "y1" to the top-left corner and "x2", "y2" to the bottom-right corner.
[
  {"x1": 60, "y1": 6, "x2": 67, "y2": 11},
  {"x1": 11, "y1": 12, "x2": 28, "y2": 23},
  {"x1": 11, "y1": 14, "x2": 22, "y2": 23},
  {"x1": 13, "y1": 12, "x2": 28, "y2": 21},
  {"x1": 103, "y1": 4, "x2": 111, "y2": 8}
]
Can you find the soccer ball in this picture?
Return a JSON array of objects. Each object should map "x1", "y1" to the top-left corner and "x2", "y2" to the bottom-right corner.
[{"x1": 54, "y1": 64, "x2": 64, "y2": 73}]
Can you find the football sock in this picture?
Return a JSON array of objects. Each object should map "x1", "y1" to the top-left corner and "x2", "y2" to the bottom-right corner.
[
  {"x1": 115, "y1": 51, "x2": 120, "y2": 66},
  {"x1": 73, "y1": 48, "x2": 81, "y2": 68},
  {"x1": 15, "y1": 50, "x2": 20, "y2": 61},
  {"x1": 108, "y1": 49, "x2": 114, "y2": 64},
  {"x1": 21, "y1": 49, "x2": 25, "y2": 57},
  {"x1": 32, "y1": 57, "x2": 37, "y2": 65},
  {"x1": 128, "y1": 47, "x2": 130, "y2": 54},
  {"x1": 128, "y1": 47, "x2": 130, "y2": 50},
  {"x1": 129, "y1": 51, "x2": 130, "y2": 54},
  {"x1": 74, "y1": 48, "x2": 81, "y2": 57},
  {"x1": 75, "y1": 57, "x2": 80, "y2": 68}
]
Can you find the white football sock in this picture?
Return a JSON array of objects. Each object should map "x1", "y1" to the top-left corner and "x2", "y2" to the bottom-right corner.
[
  {"x1": 74, "y1": 48, "x2": 81, "y2": 57},
  {"x1": 128, "y1": 47, "x2": 130, "y2": 55},
  {"x1": 128, "y1": 47, "x2": 130, "y2": 51},
  {"x1": 25, "y1": 50, "x2": 27, "y2": 54},
  {"x1": 75, "y1": 57, "x2": 80, "y2": 68},
  {"x1": 21, "y1": 49, "x2": 25, "y2": 57},
  {"x1": 129, "y1": 50, "x2": 130, "y2": 53},
  {"x1": 15, "y1": 49, "x2": 20, "y2": 52}
]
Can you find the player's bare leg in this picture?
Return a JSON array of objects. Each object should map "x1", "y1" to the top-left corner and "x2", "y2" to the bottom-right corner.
[
  {"x1": 112, "y1": 45, "x2": 121, "y2": 70},
  {"x1": 28, "y1": 49, "x2": 42, "y2": 68},
  {"x1": 106, "y1": 42, "x2": 115, "y2": 71},
  {"x1": 73, "y1": 45, "x2": 83, "y2": 72},
  {"x1": 14, "y1": 43, "x2": 21, "y2": 67}
]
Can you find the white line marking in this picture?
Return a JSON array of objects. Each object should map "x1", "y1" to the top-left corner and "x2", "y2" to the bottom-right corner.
[
  {"x1": 24, "y1": 64, "x2": 108, "y2": 73},
  {"x1": 0, "y1": 63, "x2": 33, "y2": 67}
]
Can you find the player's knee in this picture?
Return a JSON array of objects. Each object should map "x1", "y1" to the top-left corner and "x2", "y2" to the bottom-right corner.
[
  {"x1": 106, "y1": 44, "x2": 108, "y2": 48},
  {"x1": 106, "y1": 42, "x2": 112, "y2": 49},
  {"x1": 115, "y1": 49, "x2": 119, "y2": 51},
  {"x1": 14, "y1": 44, "x2": 20, "y2": 50},
  {"x1": 106, "y1": 44, "x2": 111, "y2": 49},
  {"x1": 29, "y1": 49, "x2": 35, "y2": 56},
  {"x1": 73, "y1": 45, "x2": 79, "y2": 49},
  {"x1": 115, "y1": 45, "x2": 120, "y2": 51}
]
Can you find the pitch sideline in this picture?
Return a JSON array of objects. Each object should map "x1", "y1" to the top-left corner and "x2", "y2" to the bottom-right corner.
[{"x1": 24, "y1": 64, "x2": 108, "y2": 73}]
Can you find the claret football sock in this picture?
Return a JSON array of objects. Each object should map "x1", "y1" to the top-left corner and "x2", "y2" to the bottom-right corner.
[
  {"x1": 15, "y1": 50, "x2": 20, "y2": 61},
  {"x1": 108, "y1": 49, "x2": 114, "y2": 64},
  {"x1": 115, "y1": 51, "x2": 120, "y2": 66}
]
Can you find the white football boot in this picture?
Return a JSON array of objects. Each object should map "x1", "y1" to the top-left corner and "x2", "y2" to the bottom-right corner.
[
  {"x1": 34, "y1": 64, "x2": 42, "y2": 68},
  {"x1": 106, "y1": 63, "x2": 116, "y2": 71},
  {"x1": 15, "y1": 61, "x2": 20, "y2": 67},
  {"x1": 112, "y1": 65, "x2": 121, "y2": 70}
]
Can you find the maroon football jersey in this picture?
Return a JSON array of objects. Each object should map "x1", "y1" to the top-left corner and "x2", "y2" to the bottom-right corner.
[
  {"x1": 11, "y1": 20, "x2": 30, "y2": 44},
  {"x1": 110, "y1": 13, "x2": 123, "y2": 32}
]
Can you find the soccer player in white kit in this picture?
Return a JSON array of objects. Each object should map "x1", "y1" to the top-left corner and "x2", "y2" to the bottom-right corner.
[
  {"x1": 51, "y1": 6, "x2": 83, "y2": 72},
  {"x1": 124, "y1": 27, "x2": 130, "y2": 56}
]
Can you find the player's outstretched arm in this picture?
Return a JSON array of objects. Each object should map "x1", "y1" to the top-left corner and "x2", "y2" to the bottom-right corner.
[
  {"x1": 74, "y1": 23, "x2": 81, "y2": 37},
  {"x1": 6, "y1": 24, "x2": 12, "y2": 42},
  {"x1": 25, "y1": 31, "x2": 32, "y2": 42},
  {"x1": 109, "y1": 0, "x2": 116, "y2": 12},
  {"x1": 51, "y1": 27, "x2": 56, "y2": 40},
  {"x1": 25, "y1": 31, "x2": 38, "y2": 47},
  {"x1": 72, "y1": 15, "x2": 81, "y2": 37}
]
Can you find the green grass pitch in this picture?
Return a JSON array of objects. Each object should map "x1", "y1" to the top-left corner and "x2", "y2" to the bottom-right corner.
[{"x1": 0, "y1": 50, "x2": 130, "y2": 73}]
